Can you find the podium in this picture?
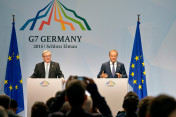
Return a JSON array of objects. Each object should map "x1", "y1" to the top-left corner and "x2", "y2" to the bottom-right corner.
[
  {"x1": 27, "y1": 78, "x2": 127, "y2": 117},
  {"x1": 27, "y1": 78, "x2": 63, "y2": 117},
  {"x1": 94, "y1": 78, "x2": 128, "y2": 117}
]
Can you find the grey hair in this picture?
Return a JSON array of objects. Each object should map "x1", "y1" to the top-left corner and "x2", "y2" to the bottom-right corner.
[{"x1": 42, "y1": 50, "x2": 51, "y2": 56}]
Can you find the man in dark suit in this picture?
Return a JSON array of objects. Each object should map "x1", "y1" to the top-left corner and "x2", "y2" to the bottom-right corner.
[
  {"x1": 30, "y1": 50, "x2": 65, "y2": 83},
  {"x1": 97, "y1": 49, "x2": 127, "y2": 78}
]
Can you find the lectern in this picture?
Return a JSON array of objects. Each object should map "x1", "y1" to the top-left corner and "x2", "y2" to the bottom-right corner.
[
  {"x1": 94, "y1": 78, "x2": 128, "y2": 117},
  {"x1": 27, "y1": 78, "x2": 63, "y2": 117},
  {"x1": 27, "y1": 78, "x2": 127, "y2": 117}
]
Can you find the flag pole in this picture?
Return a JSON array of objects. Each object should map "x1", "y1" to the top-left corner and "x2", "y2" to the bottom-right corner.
[
  {"x1": 12, "y1": 14, "x2": 15, "y2": 22},
  {"x1": 137, "y1": 14, "x2": 140, "y2": 22}
]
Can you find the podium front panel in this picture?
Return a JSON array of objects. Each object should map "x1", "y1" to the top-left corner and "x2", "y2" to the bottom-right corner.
[
  {"x1": 27, "y1": 78, "x2": 63, "y2": 117},
  {"x1": 94, "y1": 78, "x2": 128, "y2": 117}
]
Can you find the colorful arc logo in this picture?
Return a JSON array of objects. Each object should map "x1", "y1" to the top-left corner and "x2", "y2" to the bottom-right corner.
[
  {"x1": 40, "y1": 80, "x2": 49, "y2": 87},
  {"x1": 106, "y1": 80, "x2": 115, "y2": 87},
  {"x1": 20, "y1": 0, "x2": 91, "y2": 31}
]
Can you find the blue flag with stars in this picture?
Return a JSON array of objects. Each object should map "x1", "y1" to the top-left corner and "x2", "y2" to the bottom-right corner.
[
  {"x1": 4, "y1": 21, "x2": 24, "y2": 113},
  {"x1": 128, "y1": 21, "x2": 147, "y2": 100}
]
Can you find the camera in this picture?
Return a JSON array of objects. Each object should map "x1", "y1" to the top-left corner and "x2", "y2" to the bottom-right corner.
[{"x1": 76, "y1": 76, "x2": 85, "y2": 81}]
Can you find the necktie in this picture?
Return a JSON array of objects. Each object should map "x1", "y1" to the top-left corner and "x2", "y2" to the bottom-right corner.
[
  {"x1": 45, "y1": 63, "x2": 49, "y2": 78},
  {"x1": 112, "y1": 63, "x2": 115, "y2": 78}
]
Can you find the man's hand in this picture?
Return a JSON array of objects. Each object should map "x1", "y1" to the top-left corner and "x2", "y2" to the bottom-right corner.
[
  {"x1": 65, "y1": 76, "x2": 75, "y2": 88},
  {"x1": 100, "y1": 71, "x2": 108, "y2": 78},
  {"x1": 61, "y1": 78, "x2": 65, "y2": 85},
  {"x1": 116, "y1": 73, "x2": 122, "y2": 78},
  {"x1": 83, "y1": 77, "x2": 95, "y2": 86}
]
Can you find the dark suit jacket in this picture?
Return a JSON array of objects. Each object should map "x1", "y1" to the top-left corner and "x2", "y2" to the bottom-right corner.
[
  {"x1": 97, "y1": 61, "x2": 127, "y2": 78},
  {"x1": 30, "y1": 61, "x2": 64, "y2": 78}
]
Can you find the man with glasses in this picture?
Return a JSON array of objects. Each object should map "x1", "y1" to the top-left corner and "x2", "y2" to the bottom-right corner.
[{"x1": 30, "y1": 50, "x2": 65, "y2": 83}]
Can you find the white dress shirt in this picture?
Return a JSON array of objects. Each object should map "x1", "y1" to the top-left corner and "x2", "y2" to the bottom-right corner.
[
  {"x1": 110, "y1": 61, "x2": 117, "y2": 74},
  {"x1": 44, "y1": 62, "x2": 50, "y2": 72}
]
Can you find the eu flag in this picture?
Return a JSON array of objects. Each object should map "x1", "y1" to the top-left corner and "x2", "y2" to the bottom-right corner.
[
  {"x1": 128, "y1": 21, "x2": 147, "y2": 100},
  {"x1": 4, "y1": 20, "x2": 24, "y2": 113}
]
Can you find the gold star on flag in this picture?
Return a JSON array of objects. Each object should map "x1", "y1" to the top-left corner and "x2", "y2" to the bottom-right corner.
[
  {"x1": 134, "y1": 56, "x2": 139, "y2": 61},
  {"x1": 142, "y1": 79, "x2": 144, "y2": 83},
  {"x1": 4, "y1": 80, "x2": 8, "y2": 84},
  {"x1": 143, "y1": 71, "x2": 146, "y2": 75},
  {"x1": 142, "y1": 62, "x2": 145, "y2": 66},
  {"x1": 16, "y1": 54, "x2": 20, "y2": 60},
  {"x1": 15, "y1": 85, "x2": 18, "y2": 90},
  {"x1": 133, "y1": 80, "x2": 137, "y2": 84},
  {"x1": 130, "y1": 72, "x2": 134, "y2": 77},
  {"x1": 8, "y1": 56, "x2": 12, "y2": 61},
  {"x1": 20, "y1": 79, "x2": 23, "y2": 84},
  {"x1": 131, "y1": 64, "x2": 135, "y2": 69},
  {"x1": 9, "y1": 85, "x2": 13, "y2": 91},
  {"x1": 139, "y1": 85, "x2": 142, "y2": 89}
]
